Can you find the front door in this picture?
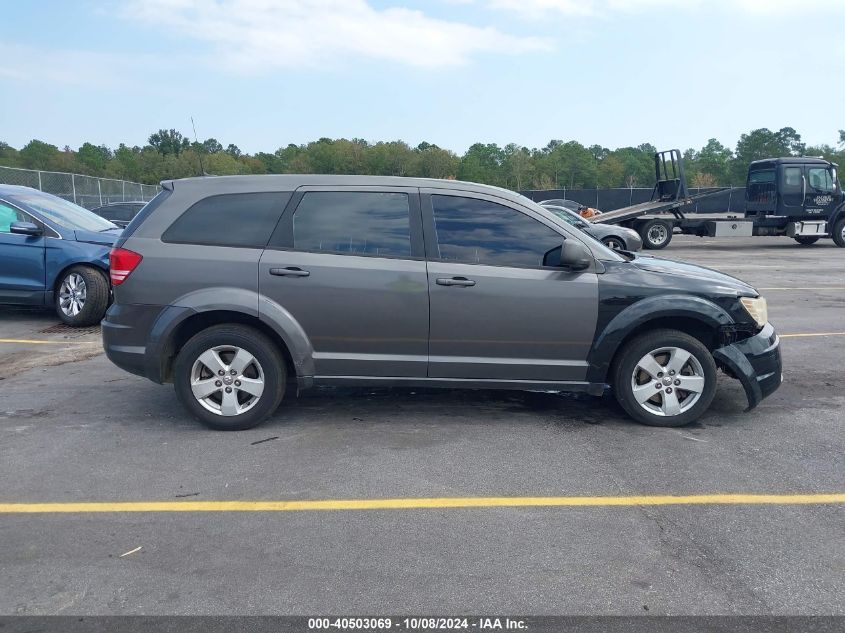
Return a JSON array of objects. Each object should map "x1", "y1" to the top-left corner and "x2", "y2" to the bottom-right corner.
[
  {"x1": 804, "y1": 165, "x2": 840, "y2": 218},
  {"x1": 259, "y1": 187, "x2": 429, "y2": 378},
  {"x1": 0, "y1": 201, "x2": 46, "y2": 304},
  {"x1": 422, "y1": 191, "x2": 598, "y2": 382}
]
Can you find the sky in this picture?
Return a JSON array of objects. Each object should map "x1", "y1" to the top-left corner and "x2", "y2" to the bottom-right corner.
[{"x1": 1, "y1": 0, "x2": 844, "y2": 155}]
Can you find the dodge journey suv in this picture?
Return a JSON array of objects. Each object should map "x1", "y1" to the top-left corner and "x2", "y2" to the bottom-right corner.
[{"x1": 103, "y1": 176, "x2": 782, "y2": 430}]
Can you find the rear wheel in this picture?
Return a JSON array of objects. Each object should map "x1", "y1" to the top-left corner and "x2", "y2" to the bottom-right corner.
[
  {"x1": 55, "y1": 266, "x2": 110, "y2": 327},
  {"x1": 833, "y1": 218, "x2": 845, "y2": 248},
  {"x1": 640, "y1": 220, "x2": 673, "y2": 250},
  {"x1": 602, "y1": 236, "x2": 626, "y2": 251},
  {"x1": 794, "y1": 236, "x2": 820, "y2": 246},
  {"x1": 173, "y1": 325, "x2": 286, "y2": 431},
  {"x1": 612, "y1": 329, "x2": 717, "y2": 427}
]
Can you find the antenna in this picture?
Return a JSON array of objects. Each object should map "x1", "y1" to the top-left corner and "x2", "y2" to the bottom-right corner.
[{"x1": 190, "y1": 116, "x2": 206, "y2": 176}]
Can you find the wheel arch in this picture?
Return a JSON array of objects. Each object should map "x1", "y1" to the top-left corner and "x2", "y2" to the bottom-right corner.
[
  {"x1": 828, "y1": 202, "x2": 845, "y2": 227},
  {"x1": 586, "y1": 295, "x2": 733, "y2": 383},
  {"x1": 51, "y1": 260, "x2": 109, "y2": 294},
  {"x1": 143, "y1": 291, "x2": 315, "y2": 385}
]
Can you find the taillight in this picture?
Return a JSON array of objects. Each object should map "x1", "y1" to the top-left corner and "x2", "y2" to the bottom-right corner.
[{"x1": 109, "y1": 247, "x2": 143, "y2": 285}]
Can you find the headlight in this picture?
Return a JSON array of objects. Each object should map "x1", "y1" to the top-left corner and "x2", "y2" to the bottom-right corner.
[{"x1": 740, "y1": 296, "x2": 768, "y2": 328}]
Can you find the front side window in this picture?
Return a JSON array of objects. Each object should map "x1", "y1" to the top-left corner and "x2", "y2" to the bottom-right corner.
[
  {"x1": 432, "y1": 195, "x2": 563, "y2": 268},
  {"x1": 807, "y1": 168, "x2": 835, "y2": 193},
  {"x1": 0, "y1": 201, "x2": 28, "y2": 233},
  {"x1": 292, "y1": 192, "x2": 411, "y2": 258},
  {"x1": 163, "y1": 192, "x2": 291, "y2": 248}
]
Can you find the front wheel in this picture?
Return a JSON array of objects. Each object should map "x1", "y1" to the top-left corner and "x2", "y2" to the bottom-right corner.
[
  {"x1": 173, "y1": 325, "x2": 286, "y2": 431},
  {"x1": 794, "y1": 236, "x2": 820, "y2": 246},
  {"x1": 612, "y1": 329, "x2": 717, "y2": 427},
  {"x1": 602, "y1": 236, "x2": 626, "y2": 251},
  {"x1": 639, "y1": 220, "x2": 673, "y2": 250},
  {"x1": 55, "y1": 266, "x2": 110, "y2": 327},
  {"x1": 833, "y1": 218, "x2": 845, "y2": 248}
]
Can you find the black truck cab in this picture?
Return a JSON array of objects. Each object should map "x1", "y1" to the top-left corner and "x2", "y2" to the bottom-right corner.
[{"x1": 745, "y1": 157, "x2": 845, "y2": 245}]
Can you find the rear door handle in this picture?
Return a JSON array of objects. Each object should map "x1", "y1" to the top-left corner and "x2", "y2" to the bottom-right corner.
[
  {"x1": 436, "y1": 277, "x2": 476, "y2": 287},
  {"x1": 269, "y1": 267, "x2": 310, "y2": 277}
]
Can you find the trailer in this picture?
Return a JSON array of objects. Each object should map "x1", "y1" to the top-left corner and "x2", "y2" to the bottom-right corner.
[{"x1": 584, "y1": 150, "x2": 845, "y2": 249}]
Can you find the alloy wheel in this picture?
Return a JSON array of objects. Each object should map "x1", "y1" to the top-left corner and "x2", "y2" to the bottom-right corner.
[
  {"x1": 190, "y1": 345, "x2": 265, "y2": 416},
  {"x1": 58, "y1": 273, "x2": 87, "y2": 317},
  {"x1": 630, "y1": 346, "x2": 706, "y2": 417}
]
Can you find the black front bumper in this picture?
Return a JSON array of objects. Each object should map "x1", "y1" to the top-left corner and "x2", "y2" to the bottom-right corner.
[{"x1": 713, "y1": 322, "x2": 782, "y2": 411}]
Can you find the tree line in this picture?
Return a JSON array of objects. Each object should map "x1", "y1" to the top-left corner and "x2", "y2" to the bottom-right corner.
[{"x1": 1, "y1": 127, "x2": 843, "y2": 191}]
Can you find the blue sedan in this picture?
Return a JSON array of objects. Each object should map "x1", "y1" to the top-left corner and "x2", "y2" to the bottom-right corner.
[{"x1": 0, "y1": 185, "x2": 123, "y2": 326}]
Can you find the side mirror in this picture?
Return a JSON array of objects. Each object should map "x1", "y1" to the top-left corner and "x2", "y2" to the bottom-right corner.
[
  {"x1": 576, "y1": 221, "x2": 589, "y2": 229},
  {"x1": 10, "y1": 221, "x2": 43, "y2": 237},
  {"x1": 559, "y1": 239, "x2": 593, "y2": 271}
]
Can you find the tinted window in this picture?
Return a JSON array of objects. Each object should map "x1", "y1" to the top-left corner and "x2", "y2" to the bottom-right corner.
[
  {"x1": 163, "y1": 192, "x2": 290, "y2": 248},
  {"x1": 432, "y1": 195, "x2": 563, "y2": 268},
  {"x1": 783, "y1": 167, "x2": 803, "y2": 191},
  {"x1": 292, "y1": 192, "x2": 411, "y2": 257},
  {"x1": 808, "y1": 168, "x2": 835, "y2": 193},
  {"x1": 748, "y1": 169, "x2": 775, "y2": 184}
]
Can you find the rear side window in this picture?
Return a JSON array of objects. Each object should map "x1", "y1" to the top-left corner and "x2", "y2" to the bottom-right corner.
[
  {"x1": 432, "y1": 195, "x2": 563, "y2": 268},
  {"x1": 747, "y1": 170, "x2": 775, "y2": 185},
  {"x1": 746, "y1": 169, "x2": 776, "y2": 204},
  {"x1": 162, "y1": 192, "x2": 291, "y2": 248},
  {"x1": 782, "y1": 167, "x2": 803, "y2": 192},
  {"x1": 292, "y1": 192, "x2": 411, "y2": 257},
  {"x1": 121, "y1": 189, "x2": 171, "y2": 240}
]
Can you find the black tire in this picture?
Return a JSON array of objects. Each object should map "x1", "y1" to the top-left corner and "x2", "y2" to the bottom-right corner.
[
  {"x1": 173, "y1": 324, "x2": 286, "y2": 431},
  {"x1": 55, "y1": 265, "x2": 110, "y2": 327},
  {"x1": 602, "y1": 236, "x2": 626, "y2": 251},
  {"x1": 833, "y1": 218, "x2": 845, "y2": 248},
  {"x1": 639, "y1": 220, "x2": 673, "y2": 250},
  {"x1": 794, "y1": 236, "x2": 820, "y2": 246},
  {"x1": 612, "y1": 329, "x2": 717, "y2": 428}
]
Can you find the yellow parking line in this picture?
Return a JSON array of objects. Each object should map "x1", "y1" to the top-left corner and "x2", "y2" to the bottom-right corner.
[
  {"x1": 0, "y1": 493, "x2": 843, "y2": 514},
  {"x1": 0, "y1": 339, "x2": 98, "y2": 345},
  {"x1": 780, "y1": 332, "x2": 845, "y2": 338}
]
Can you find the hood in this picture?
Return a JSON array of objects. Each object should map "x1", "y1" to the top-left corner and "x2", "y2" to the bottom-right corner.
[
  {"x1": 73, "y1": 227, "x2": 122, "y2": 246},
  {"x1": 631, "y1": 254, "x2": 757, "y2": 296}
]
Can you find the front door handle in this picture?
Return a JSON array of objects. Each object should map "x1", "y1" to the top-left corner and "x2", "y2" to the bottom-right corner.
[
  {"x1": 269, "y1": 267, "x2": 310, "y2": 277},
  {"x1": 436, "y1": 277, "x2": 476, "y2": 287}
]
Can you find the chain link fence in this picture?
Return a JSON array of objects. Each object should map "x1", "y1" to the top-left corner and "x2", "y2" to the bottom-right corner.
[{"x1": 0, "y1": 166, "x2": 160, "y2": 209}]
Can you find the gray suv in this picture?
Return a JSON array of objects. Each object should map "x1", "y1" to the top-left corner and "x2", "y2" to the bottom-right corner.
[{"x1": 103, "y1": 176, "x2": 782, "y2": 430}]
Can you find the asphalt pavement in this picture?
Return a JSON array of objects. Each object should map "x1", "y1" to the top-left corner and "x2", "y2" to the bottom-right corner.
[{"x1": 0, "y1": 236, "x2": 843, "y2": 615}]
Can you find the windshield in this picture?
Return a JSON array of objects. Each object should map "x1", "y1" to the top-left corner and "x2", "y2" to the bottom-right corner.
[
  {"x1": 520, "y1": 195, "x2": 625, "y2": 262},
  {"x1": 544, "y1": 206, "x2": 583, "y2": 226},
  {"x1": 10, "y1": 192, "x2": 118, "y2": 232}
]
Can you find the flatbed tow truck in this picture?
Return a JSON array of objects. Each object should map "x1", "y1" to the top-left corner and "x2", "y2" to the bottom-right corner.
[{"x1": 587, "y1": 150, "x2": 845, "y2": 249}]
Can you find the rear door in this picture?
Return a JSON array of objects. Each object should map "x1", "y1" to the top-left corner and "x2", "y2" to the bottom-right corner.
[
  {"x1": 259, "y1": 186, "x2": 429, "y2": 378},
  {"x1": 780, "y1": 165, "x2": 806, "y2": 213},
  {"x1": 421, "y1": 190, "x2": 598, "y2": 382},
  {"x1": 0, "y1": 200, "x2": 46, "y2": 304}
]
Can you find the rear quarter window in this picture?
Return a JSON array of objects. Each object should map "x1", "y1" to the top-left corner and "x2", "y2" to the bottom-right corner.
[{"x1": 162, "y1": 192, "x2": 292, "y2": 248}]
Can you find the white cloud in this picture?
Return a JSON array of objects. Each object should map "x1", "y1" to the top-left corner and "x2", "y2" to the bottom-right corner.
[
  {"x1": 0, "y1": 42, "x2": 160, "y2": 89},
  {"x1": 123, "y1": 0, "x2": 552, "y2": 71},
  {"x1": 487, "y1": 0, "x2": 845, "y2": 17}
]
